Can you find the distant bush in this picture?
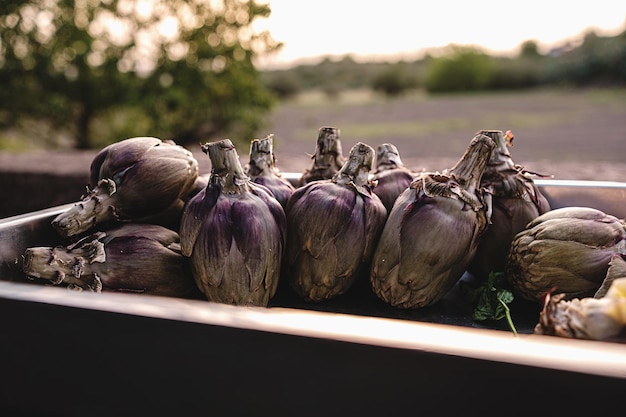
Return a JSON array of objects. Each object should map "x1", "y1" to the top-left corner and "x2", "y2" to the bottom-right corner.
[
  {"x1": 371, "y1": 62, "x2": 419, "y2": 97},
  {"x1": 263, "y1": 71, "x2": 302, "y2": 99},
  {"x1": 544, "y1": 31, "x2": 626, "y2": 86},
  {"x1": 486, "y1": 57, "x2": 545, "y2": 90},
  {"x1": 424, "y1": 45, "x2": 494, "y2": 93}
]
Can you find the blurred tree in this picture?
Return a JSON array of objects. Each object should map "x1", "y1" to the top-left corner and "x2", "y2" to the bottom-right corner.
[
  {"x1": 0, "y1": 0, "x2": 281, "y2": 149},
  {"x1": 519, "y1": 40, "x2": 542, "y2": 58},
  {"x1": 424, "y1": 45, "x2": 494, "y2": 93}
]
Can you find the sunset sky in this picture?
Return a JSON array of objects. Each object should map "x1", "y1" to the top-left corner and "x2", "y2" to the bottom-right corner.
[{"x1": 254, "y1": 0, "x2": 626, "y2": 69}]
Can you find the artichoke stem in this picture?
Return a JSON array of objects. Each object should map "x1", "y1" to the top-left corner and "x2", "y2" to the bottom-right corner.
[
  {"x1": 204, "y1": 139, "x2": 250, "y2": 193},
  {"x1": 23, "y1": 243, "x2": 104, "y2": 290},
  {"x1": 51, "y1": 179, "x2": 117, "y2": 238},
  {"x1": 333, "y1": 142, "x2": 374, "y2": 189},
  {"x1": 446, "y1": 134, "x2": 495, "y2": 193}
]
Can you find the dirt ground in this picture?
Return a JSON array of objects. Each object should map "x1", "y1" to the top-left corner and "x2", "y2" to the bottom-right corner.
[{"x1": 1, "y1": 88, "x2": 625, "y2": 217}]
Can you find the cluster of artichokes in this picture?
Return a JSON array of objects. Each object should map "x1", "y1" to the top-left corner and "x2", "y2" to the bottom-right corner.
[
  {"x1": 18, "y1": 128, "x2": 626, "y2": 342},
  {"x1": 23, "y1": 137, "x2": 202, "y2": 299}
]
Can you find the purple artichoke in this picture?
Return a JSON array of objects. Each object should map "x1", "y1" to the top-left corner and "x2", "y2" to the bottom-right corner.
[
  {"x1": 371, "y1": 143, "x2": 416, "y2": 213},
  {"x1": 298, "y1": 126, "x2": 346, "y2": 187},
  {"x1": 506, "y1": 206, "x2": 626, "y2": 303},
  {"x1": 22, "y1": 224, "x2": 198, "y2": 298},
  {"x1": 284, "y1": 142, "x2": 387, "y2": 302},
  {"x1": 370, "y1": 133, "x2": 496, "y2": 309},
  {"x1": 468, "y1": 129, "x2": 551, "y2": 280},
  {"x1": 179, "y1": 139, "x2": 287, "y2": 307},
  {"x1": 52, "y1": 137, "x2": 199, "y2": 238},
  {"x1": 245, "y1": 133, "x2": 295, "y2": 209}
]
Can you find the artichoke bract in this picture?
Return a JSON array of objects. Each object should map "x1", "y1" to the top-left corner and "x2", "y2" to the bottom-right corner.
[
  {"x1": 52, "y1": 137, "x2": 199, "y2": 238},
  {"x1": 245, "y1": 133, "x2": 295, "y2": 209},
  {"x1": 468, "y1": 130, "x2": 551, "y2": 280},
  {"x1": 371, "y1": 143, "x2": 416, "y2": 213},
  {"x1": 284, "y1": 142, "x2": 387, "y2": 302},
  {"x1": 298, "y1": 126, "x2": 346, "y2": 187},
  {"x1": 22, "y1": 224, "x2": 198, "y2": 297},
  {"x1": 506, "y1": 206, "x2": 626, "y2": 303},
  {"x1": 370, "y1": 133, "x2": 496, "y2": 309},
  {"x1": 179, "y1": 139, "x2": 287, "y2": 307}
]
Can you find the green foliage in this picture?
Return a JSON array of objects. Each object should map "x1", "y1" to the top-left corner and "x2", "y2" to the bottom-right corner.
[
  {"x1": 543, "y1": 30, "x2": 626, "y2": 86},
  {"x1": 371, "y1": 62, "x2": 419, "y2": 97},
  {"x1": 260, "y1": 30, "x2": 626, "y2": 99},
  {"x1": 519, "y1": 40, "x2": 541, "y2": 58},
  {"x1": 468, "y1": 271, "x2": 517, "y2": 335},
  {"x1": 0, "y1": 0, "x2": 280, "y2": 149},
  {"x1": 486, "y1": 56, "x2": 544, "y2": 90},
  {"x1": 424, "y1": 45, "x2": 495, "y2": 93},
  {"x1": 262, "y1": 70, "x2": 302, "y2": 99}
]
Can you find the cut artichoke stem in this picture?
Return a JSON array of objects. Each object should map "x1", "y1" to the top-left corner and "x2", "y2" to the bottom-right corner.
[
  {"x1": 23, "y1": 240, "x2": 106, "y2": 292},
  {"x1": 299, "y1": 126, "x2": 346, "y2": 186},
  {"x1": 375, "y1": 143, "x2": 405, "y2": 170},
  {"x1": 52, "y1": 179, "x2": 118, "y2": 238},
  {"x1": 444, "y1": 133, "x2": 495, "y2": 197},
  {"x1": 312, "y1": 126, "x2": 343, "y2": 168},
  {"x1": 203, "y1": 139, "x2": 250, "y2": 194},
  {"x1": 245, "y1": 134, "x2": 295, "y2": 210},
  {"x1": 246, "y1": 134, "x2": 276, "y2": 177},
  {"x1": 333, "y1": 142, "x2": 374, "y2": 194}
]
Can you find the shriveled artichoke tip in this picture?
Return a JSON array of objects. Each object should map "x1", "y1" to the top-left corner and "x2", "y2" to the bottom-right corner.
[
  {"x1": 299, "y1": 126, "x2": 345, "y2": 186},
  {"x1": 202, "y1": 139, "x2": 250, "y2": 192},
  {"x1": 376, "y1": 143, "x2": 404, "y2": 169},
  {"x1": 22, "y1": 239, "x2": 106, "y2": 292},
  {"x1": 370, "y1": 133, "x2": 496, "y2": 309},
  {"x1": 246, "y1": 134, "x2": 283, "y2": 180},
  {"x1": 333, "y1": 142, "x2": 375, "y2": 190},
  {"x1": 51, "y1": 179, "x2": 117, "y2": 238}
]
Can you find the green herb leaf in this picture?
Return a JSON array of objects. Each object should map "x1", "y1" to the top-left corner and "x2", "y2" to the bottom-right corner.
[{"x1": 469, "y1": 271, "x2": 517, "y2": 334}]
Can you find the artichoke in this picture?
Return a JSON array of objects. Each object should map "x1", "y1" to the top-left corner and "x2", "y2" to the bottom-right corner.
[
  {"x1": 506, "y1": 206, "x2": 626, "y2": 303},
  {"x1": 284, "y1": 142, "x2": 387, "y2": 302},
  {"x1": 180, "y1": 139, "x2": 287, "y2": 307},
  {"x1": 298, "y1": 126, "x2": 346, "y2": 187},
  {"x1": 245, "y1": 133, "x2": 295, "y2": 209},
  {"x1": 534, "y1": 267, "x2": 626, "y2": 341},
  {"x1": 22, "y1": 224, "x2": 198, "y2": 298},
  {"x1": 468, "y1": 130, "x2": 551, "y2": 280},
  {"x1": 370, "y1": 133, "x2": 496, "y2": 309},
  {"x1": 371, "y1": 143, "x2": 417, "y2": 213},
  {"x1": 52, "y1": 137, "x2": 199, "y2": 238}
]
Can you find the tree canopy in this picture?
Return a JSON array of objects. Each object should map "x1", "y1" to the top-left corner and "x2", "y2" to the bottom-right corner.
[{"x1": 0, "y1": 0, "x2": 281, "y2": 149}]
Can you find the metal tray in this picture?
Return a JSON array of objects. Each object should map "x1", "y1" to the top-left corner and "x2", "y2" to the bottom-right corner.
[{"x1": 1, "y1": 178, "x2": 625, "y2": 416}]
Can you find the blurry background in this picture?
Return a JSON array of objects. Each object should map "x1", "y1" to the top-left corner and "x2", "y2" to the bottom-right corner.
[{"x1": 1, "y1": 0, "x2": 625, "y2": 216}]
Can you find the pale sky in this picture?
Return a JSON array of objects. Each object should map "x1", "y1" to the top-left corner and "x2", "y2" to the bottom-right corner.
[{"x1": 254, "y1": 0, "x2": 626, "y2": 69}]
